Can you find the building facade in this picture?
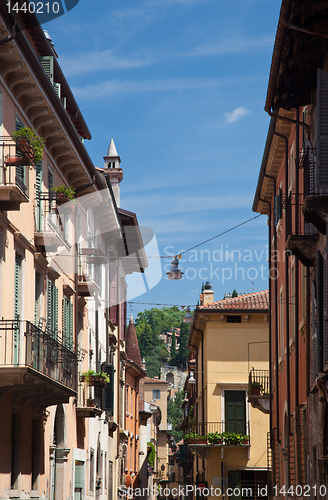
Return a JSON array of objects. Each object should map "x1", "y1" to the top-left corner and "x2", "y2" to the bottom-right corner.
[
  {"x1": 253, "y1": 0, "x2": 328, "y2": 494},
  {"x1": 0, "y1": 6, "x2": 147, "y2": 500},
  {"x1": 185, "y1": 286, "x2": 270, "y2": 500}
]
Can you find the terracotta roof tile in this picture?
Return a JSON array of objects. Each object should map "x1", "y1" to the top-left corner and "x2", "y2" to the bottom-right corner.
[
  {"x1": 144, "y1": 377, "x2": 169, "y2": 385},
  {"x1": 198, "y1": 290, "x2": 269, "y2": 312}
]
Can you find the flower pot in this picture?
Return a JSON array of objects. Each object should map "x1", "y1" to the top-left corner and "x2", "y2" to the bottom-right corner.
[
  {"x1": 243, "y1": 438, "x2": 250, "y2": 445},
  {"x1": 250, "y1": 385, "x2": 261, "y2": 395},
  {"x1": 6, "y1": 156, "x2": 26, "y2": 166}
]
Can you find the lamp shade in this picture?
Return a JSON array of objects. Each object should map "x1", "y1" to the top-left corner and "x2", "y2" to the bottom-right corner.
[
  {"x1": 188, "y1": 372, "x2": 196, "y2": 384},
  {"x1": 166, "y1": 256, "x2": 183, "y2": 280}
]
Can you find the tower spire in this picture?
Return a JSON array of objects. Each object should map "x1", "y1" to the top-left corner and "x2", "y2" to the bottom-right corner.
[{"x1": 103, "y1": 138, "x2": 123, "y2": 206}]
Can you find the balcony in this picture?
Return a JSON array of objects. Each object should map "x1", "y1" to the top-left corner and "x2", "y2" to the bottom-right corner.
[
  {"x1": 301, "y1": 145, "x2": 328, "y2": 235},
  {"x1": 248, "y1": 368, "x2": 270, "y2": 414},
  {"x1": 284, "y1": 192, "x2": 318, "y2": 266},
  {"x1": 77, "y1": 249, "x2": 102, "y2": 297},
  {"x1": 0, "y1": 137, "x2": 30, "y2": 210},
  {"x1": 76, "y1": 381, "x2": 103, "y2": 418},
  {"x1": 34, "y1": 193, "x2": 71, "y2": 249},
  {"x1": 0, "y1": 320, "x2": 77, "y2": 406},
  {"x1": 184, "y1": 421, "x2": 250, "y2": 460}
]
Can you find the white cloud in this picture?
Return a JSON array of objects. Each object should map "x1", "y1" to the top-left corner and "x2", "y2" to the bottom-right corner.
[
  {"x1": 182, "y1": 36, "x2": 272, "y2": 58},
  {"x1": 72, "y1": 77, "x2": 251, "y2": 98},
  {"x1": 224, "y1": 106, "x2": 251, "y2": 123}
]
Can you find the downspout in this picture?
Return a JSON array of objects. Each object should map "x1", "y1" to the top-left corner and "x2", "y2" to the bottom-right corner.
[
  {"x1": 266, "y1": 109, "x2": 310, "y2": 130},
  {"x1": 274, "y1": 128, "x2": 291, "y2": 425},
  {"x1": 295, "y1": 109, "x2": 300, "y2": 408},
  {"x1": 264, "y1": 173, "x2": 280, "y2": 443},
  {"x1": 259, "y1": 197, "x2": 273, "y2": 442}
]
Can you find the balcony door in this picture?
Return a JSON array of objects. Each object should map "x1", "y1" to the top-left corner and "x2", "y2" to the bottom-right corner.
[{"x1": 225, "y1": 390, "x2": 246, "y2": 434}]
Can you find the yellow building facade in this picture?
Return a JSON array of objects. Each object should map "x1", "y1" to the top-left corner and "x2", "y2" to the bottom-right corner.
[{"x1": 186, "y1": 285, "x2": 270, "y2": 500}]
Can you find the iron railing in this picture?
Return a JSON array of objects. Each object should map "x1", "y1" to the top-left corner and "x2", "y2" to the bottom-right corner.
[
  {"x1": 0, "y1": 137, "x2": 30, "y2": 197},
  {"x1": 35, "y1": 192, "x2": 71, "y2": 246},
  {"x1": 78, "y1": 248, "x2": 104, "y2": 287},
  {"x1": 186, "y1": 421, "x2": 250, "y2": 439},
  {"x1": 0, "y1": 320, "x2": 77, "y2": 390},
  {"x1": 248, "y1": 368, "x2": 270, "y2": 395},
  {"x1": 284, "y1": 193, "x2": 317, "y2": 240}
]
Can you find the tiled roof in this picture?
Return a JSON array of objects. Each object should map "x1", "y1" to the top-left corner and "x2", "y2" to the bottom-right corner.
[
  {"x1": 144, "y1": 377, "x2": 168, "y2": 385},
  {"x1": 126, "y1": 315, "x2": 142, "y2": 365},
  {"x1": 198, "y1": 290, "x2": 269, "y2": 311}
]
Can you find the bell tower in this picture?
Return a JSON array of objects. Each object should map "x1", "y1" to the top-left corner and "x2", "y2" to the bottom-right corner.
[{"x1": 103, "y1": 138, "x2": 123, "y2": 207}]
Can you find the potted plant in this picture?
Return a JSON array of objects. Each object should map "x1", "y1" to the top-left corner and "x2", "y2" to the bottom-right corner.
[
  {"x1": 208, "y1": 432, "x2": 223, "y2": 445},
  {"x1": 11, "y1": 127, "x2": 45, "y2": 165},
  {"x1": 86, "y1": 397, "x2": 94, "y2": 407},
  {"x1": 243, "y1": 435, "x2": 250, "y2": 445},
  {"x1": 249, "y1": 381, "x2": 262, "y2": 395},
  {"x1": 81, "y1": 370, "x2": 110, "y2": 386},
  {"x1": 52, "y1": 184, "x2": 75, "y2": 205},
  {"x1": 196, "y1": 435, "x2": 208, "y2": 444}
]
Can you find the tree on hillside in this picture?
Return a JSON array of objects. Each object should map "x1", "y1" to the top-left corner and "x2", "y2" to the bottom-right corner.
[
  {"x1": 171, "y1": 329, "x2": 176, "y2": 358},
  {"x1": 135, "y1": 306, "x2": 190, "y2": 376},
  {"x1": 167, "y1": 390, "x2": 184, "y2": 442}
]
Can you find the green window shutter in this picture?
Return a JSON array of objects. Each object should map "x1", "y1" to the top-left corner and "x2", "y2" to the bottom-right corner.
[
  {"x1": 35, "y1": 162, "x2": 42, "y2": 232},
  {"x1": 101, "y1": 363, "x2": 114, "y2": 415},
  {"x1": 38, "y1": 56, "x2": 54, "y2": 84},
  {"x1": 63, "y1": 297, "x2": 68, "y2": 346},
  {"x1": 69, "y1": 301, "x2": 73, "y2": 349},
  {"x1": 14, "y1": 255, "x2": 20, "y2": 319},
  {"x1": 225, "y1": 391, "x2": 246, "y2": 434},
  {"x1": 35, "y1": 272, "x2": 38, "y2": 325},
  {"x1": 228, "y1": 471, "x2": 241, "y2": 500},
  {"x1": 54, "y1": 285, "x2": 58, "y2": 339},
  {"x1": 316, "y1": 69, "x2": 328, "y2": 188},
  {"x1": 47, "y1": 279, "x2": 52, "y2": 331}
]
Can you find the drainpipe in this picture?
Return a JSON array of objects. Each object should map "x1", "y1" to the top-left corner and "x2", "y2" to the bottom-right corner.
[
  {"x1": 0, "y1": 25, "x2": 16, "y2": 46},
  {"x1": 264, "y1": 173, "x2": 280, "y2": 443},
  {"x1": 295, "y1": 109, "x2": 300, "y2": 408},
  {"x1": 259, "y1": 197, "x2": 273, "y2": 441},
  {"x1": 274, "y1": 128, "x2": 291, "y2": 427}
]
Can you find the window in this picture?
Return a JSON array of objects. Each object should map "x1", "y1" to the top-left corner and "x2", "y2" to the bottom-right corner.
[
  {"x1": 169, "y1": 457, "x2": 175, "y2": 466},
  {"x1": 89, "y1": 448, "x2": 94, "y2": 493},
  {"x1": 153, "y1": 390, "x2": 160, "y2": 400},
  {"x1": 62, "y1": 296, "x2": 73, "y2": 348},
  {"x1": 279, "y1": 287, "x2": 284, "y2": 359},
  {"x1": 227, "y1": 315, "x2": 241, "y2": 323},
  {"x1": 126, "y1": 385, "x2": 129, "y2": 415},
  {"x1": 274, "y1": 188, "x2": 282, "y2": 226},
  {"x1": 224, "y1": 390, "x2": 246, "y2": 434},
  {"x1": 47, "y1": 279, "x2": 58, "y2": 338}
]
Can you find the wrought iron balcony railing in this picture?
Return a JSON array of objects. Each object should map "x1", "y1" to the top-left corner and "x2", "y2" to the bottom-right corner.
[
  {"x1": 35, "y1": 192, "x2": 71, "y2": 247},
  {"x1": 185, "y1": 421, "x2": 250, "y2": 443},
  {"x1": 248, "y1": 368, "x2": 270, "y2": 395},
  {"x1": 0, "y1": 319, "x2": 77, "y2": 390},
  {"x1": 0, "y1": 137, "x2": 30, "y2": 203}
]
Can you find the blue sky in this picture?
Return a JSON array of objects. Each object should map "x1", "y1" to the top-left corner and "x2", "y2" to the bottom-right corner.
[{"x1": 45, "y1": 0, "x2": 281, "y2": 316}]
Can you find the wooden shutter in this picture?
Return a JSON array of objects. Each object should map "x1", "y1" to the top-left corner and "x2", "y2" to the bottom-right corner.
[
  {"x1": 35, "y1": 162, "x2": 42, "y2": 232},
  {"x1": 316, "y1": 69, "x2": 328, "y2": 189},
  {"x1": 63, "y1": 297, "x2": 68, "y2": 346},
  {"x1": 47, "y1": 279, "x2": 52, "y2": 331},
  {"x1": 228, "y1": 471, "x2": 241, "y2": 500},
  {"x1": 311, "y1": 280, "x2": 318, "y2": 385},
  {"x1": 316, "y1": 251, "x2": 324, "y2": 373},
  {"x1": 102, "y1": 363, "x2": 114, "y2": 415},
  {"x1": 69, "y1": 300, "x2": 73, "y2": 349},
  {"x1": 38, "y1": 56, "x2": 54, "y2": 84},
  {"x1": 324, "y1": 253, "x2": 328, "y2": 370},
  {"x1": 225, "y1": 390, "x2": 246, "y2": 434},
  {"x1": 109, "y1": 265, "x2": 118, "y2": 325},
  {"x1": 54, "y1": 285, "x2": 58, "y2": 339},
  {"x1": 274, "y1": 188, "x2": 282, "y2": 226}
]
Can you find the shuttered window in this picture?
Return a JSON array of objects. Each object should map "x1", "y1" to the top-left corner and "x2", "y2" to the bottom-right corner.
[
  {"x1": 47, "y1": 279, "x2": 58, "y2": 338},
  {"x1": 225, "y1": 390, "x2": 246, "y2": 434},
  {"x1": 274, "y1": 188, "x2": 282, "y2": 226},
  {"x1": 38, "y1": 56, "x2": 54, "y2": 84},
  {"x1": 324, "y1": 255, "x2": 328, "y2": 371},
  {"x1": 316, "y1": 69, "x2": 328, "y2": 189},
  {"x1": 63, "y1": 296, "x2": 73, "y2": 349},
  {"x1": 15, "y1": 120, "x2": 26, "y2": 188},
  {"x1": 228, "y1": 471, "x2": 241, "y2": 500},
  {"x1": 311, "y1": 280, "x2": 318, "y2": 385},
  {"x1": 102, "y1": 363, "x2": 114, "y2": 415}
]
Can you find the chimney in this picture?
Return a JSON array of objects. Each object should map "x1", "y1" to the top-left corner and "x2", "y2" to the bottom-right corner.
[
  {"x1": 103, "y1": 138, "x2": 123, "y2": 207},
  {"x1": 201, "y1": 281, "x2": 214, "y2": 305}
]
